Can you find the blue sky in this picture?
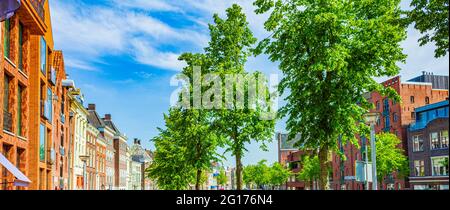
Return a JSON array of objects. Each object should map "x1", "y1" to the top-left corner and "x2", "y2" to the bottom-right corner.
[{"x1": 49, "y1": 0, "x2": 449, "y2": 167}]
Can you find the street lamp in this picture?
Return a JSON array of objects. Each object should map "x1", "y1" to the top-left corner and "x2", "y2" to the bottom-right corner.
[
  {"x1": 79, "y1": 155, "x2": 89, "y2": 190},
  {"x1": 364, "y1": 112, "x2": 380, "y2": 190}
]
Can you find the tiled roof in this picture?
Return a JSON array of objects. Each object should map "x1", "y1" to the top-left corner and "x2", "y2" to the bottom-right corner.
[
  {"x1": 87, "y1": 110, "x2": 105, "y2": 128},
  {"x1": 104, "y1": 120, "x2": 120, "y2": 134}
]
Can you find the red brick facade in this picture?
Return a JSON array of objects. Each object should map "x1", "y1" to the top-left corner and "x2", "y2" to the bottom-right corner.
[{"x1": 331, "y1": 76, "x2": 449, "y2": 190}]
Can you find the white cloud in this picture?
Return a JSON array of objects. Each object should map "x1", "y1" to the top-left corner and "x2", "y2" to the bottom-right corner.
[
  {"x1": 130, "y1": 39, "x2": 186, "y2": 71},
  {"x1": 51, "y1": 1, "x2": 206, "y2": 71},
  {"x1": 112, "y1": 0, "x2": 181, "y2": 12},
  {"x1": 64, "y1": 59, "x2": 99, "y2": 72}
]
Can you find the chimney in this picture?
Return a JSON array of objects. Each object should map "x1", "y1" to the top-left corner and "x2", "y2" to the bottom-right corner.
[
  {"x1": 88, "y1": 104, "x2": 96, "y2": 111},
  {"x1": 104, "y1": 114, "x2": 111, "y2": 121}
]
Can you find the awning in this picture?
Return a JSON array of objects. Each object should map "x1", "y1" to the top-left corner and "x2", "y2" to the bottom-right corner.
[
  {"x1": 0, "y1": 152, "x2": 31, "y2": 187},
  {"x1": 0, "y1": 0, "x2": 21, "y2": 22}
]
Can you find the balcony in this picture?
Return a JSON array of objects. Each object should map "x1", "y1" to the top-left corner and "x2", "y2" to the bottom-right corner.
[
  {"x1": 30, "y1": 0, "x2": 45, "y2": 22},
  {"x1": 3, "y1": 110, "x2": 13, "y2": 132},
  {"x1": 16, "y1": 0, "x2": 47, "y2": 35}
]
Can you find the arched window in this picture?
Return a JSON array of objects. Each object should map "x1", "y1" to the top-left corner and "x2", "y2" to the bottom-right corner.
[{"x1": 425, "y1": 97, "x2": 430, "y2": 105}]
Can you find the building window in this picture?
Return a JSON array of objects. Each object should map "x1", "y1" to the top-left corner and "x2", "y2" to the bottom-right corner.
[
  {"x1": 441, "y1": 131, "x2": 448, "y2": 149},
  {"x1": 383, "y1": 98, "x2": 389, "y2": 111},
  {"x1": 18, "y1": 23, "x2": 24, "y2": 70},
  {"x1": 393, "y1": 113, "x2": 398, "y2": 122},
  {"x1": 431, "y1": 157, "x2": 449, "y2": 176},
  {"x1": 430, "y1": 132, "x2": 440, "y2": 150},
  {"x1": 3, "y1": 75, "x2": 12, "y2": 132},
  {"x1": 384, "y1": 116, "x2": 390, "y2": 128},
  {"x1": 425, "y1": 97, "x2": 430, "y2": 105},
  {"x1": 17, "y1": 85, "x2": 24, "y2": 136},
  {"x1": 40, "y1": 123, "x2": 46, "y2": 162},
  {"x1": 412, "y1": 135, "x2": 424, "y2": 152},
  {"x1": 410, "y1": 96, "x2": 415, "y2": 103},
  {"x1": 411, "y1": 112, "x2": 416, "y2": 120},
  {"x1": 414, "y1": 160, "x2": 425, "y2": 176},
  {"x1": 3, "y1": 74, "x2": 9, "y2": 112},
  {"x1": 3, "y1": 18, "x2": 11, "y2": 59},
  {"x1": 376, "y1": 101, "x2": 380, "y2": 110},
  {"x1": 47, "y1": 88, "x2": 52, "y2": 122},
  {"x1": 40, "y1": 37, "x2": 47, "y2": 75}
]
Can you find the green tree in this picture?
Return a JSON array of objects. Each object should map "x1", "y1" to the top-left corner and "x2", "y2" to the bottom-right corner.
[
  {"x1": 177, "y1": 53, "x2": 224, "y2": 190},
  {"x1": 217, "y1": 169, "x2": 228, "y2": 189},
  {"x1": 146, "y1": 108, "x2": 195, "y2": 190},
  {"x1": 254, "y1": 0, "x2": 406, "y2": 189},
  {"x1": 243, "y1": 165, "x2": 257, "y2": 189},
  {"x1": 206, "y1": 4, "x2": 276, "y2": 190},
  {"x1": 298, "y1": 155, "x2": 321, "y2": 190},
  {"x1": 409, "y1": 0, "x2": 449, "y2": 57},
  {"x1": 369, "y1": 133, "x2": 409, "y2": 187},
  {"x1": 269, "y1": 162, "x2": 291, "y2": 189}
]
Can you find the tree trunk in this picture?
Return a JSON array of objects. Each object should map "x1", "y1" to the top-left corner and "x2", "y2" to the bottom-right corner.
[
  {"x1": 318, "y1": 145, "x2": 331, "y2": 190},
  {"x1": 195, "y1": 169, "x2": 202, "y2": 190},
  {"x1": 236, "y1": 150, "x2": 243, "y2": 190}
]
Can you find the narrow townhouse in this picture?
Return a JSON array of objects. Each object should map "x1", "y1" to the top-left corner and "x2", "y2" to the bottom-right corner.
[{"x1": 51, "y1": 50, "x2": 70, "y2": 190}]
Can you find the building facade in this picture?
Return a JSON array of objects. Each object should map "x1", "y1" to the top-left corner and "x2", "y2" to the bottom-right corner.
[
  {"x1": 0, "y1": 0, "x2": 43, "y2": 190},
  {"x1": 86, "y1": 103, "x2": 115, "y2": 190},
  {"x1": 276, "y1": 133, "x2": 299, "y2": 167},
  {"x1": 69, "y1": 92, "x2": 88, "y2": 190},
  {"x1": 102, "y1": 114, "x2": 127, "y2": 190},
  {"x1": 51, "y1": 50, "x2": 70, "y2": 190},
  {"x1": 331, "y1": 74, "x2": 449, "y2": 190},
  {"x1": 408, "y1": 100, "x2": 449, "y2": 190},
  {"x1": 86, "y1": 120, "x2": 98, "y2": 190},
  {"x1": 95, "y1": 134, "x2": 106, "y2": 190},
  {"x1": 27, "y1": 0, "x2": 61, "y2": 190}
]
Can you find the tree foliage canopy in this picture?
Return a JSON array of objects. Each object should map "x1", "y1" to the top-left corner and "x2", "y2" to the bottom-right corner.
[
  {"x1": 409, "y1": 0, "x2": 449, "y2": 57},
  {"x1": 298, "y1": 155, "x2": 321, "y2": 183},
  {"x1": 254, "y1": 0, "x2": 406, "y2": 150},
  {"x1": 369, "y1": 133, "x2": 409, "y2": 183},
  {"x1": 243, "y1": 160, "x2": 291, "y2": 189},
  {"x1": 254, "y1": 0, "x2": 406, "y2": 189},
  {"x1": 206, "y1": 4, "x2": 276, "y2": 190}
]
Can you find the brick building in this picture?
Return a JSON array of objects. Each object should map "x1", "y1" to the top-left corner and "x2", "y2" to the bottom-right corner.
[
  {"x1": 408, "y1": 100, "x2": 449, "y2": 190},
  {"x1": 22, "y1": 0, "x2": 56, "y2": 190},
  {"x1": 331, "y1": 74, "x2": 449, "y2": 190},
  {"x1": 276, "y1": 133, "x2": 299, "y2": 167},
  {"x1": 51, "y1": 51, "x2": 70, "y2": 190},
  {"x1": 87, "y1": 104, "x2": 116, "y2": 190},
  {"x1": 0, "y1": 0, "x2": 40, "y2": 190},
  {"x1": 285, "y1": 151, "x2": 308, "y2": 190},
  {"x1": 95, "y1": 133, "x2": 106, "y2": 190},
  {"x1": 103, "y1": 114, "x2": 128, "y2": 190},
  {"x1": 86, "y1": 120, "x2": 99, "y2": 190}
]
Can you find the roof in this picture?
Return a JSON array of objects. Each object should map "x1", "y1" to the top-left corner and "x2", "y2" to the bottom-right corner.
[
  {"x1": 408, "y1": 73, "x2": 449, "y2": 90},
  {"x1": 415, "y1": 100, "x2": 449, "y2": 113},
  {"x1": 87, "y1": 110, "x2": 105, "y2": 128},
  {"x1": 103, "y1": 120, "x2": 120, "y2": 134}
]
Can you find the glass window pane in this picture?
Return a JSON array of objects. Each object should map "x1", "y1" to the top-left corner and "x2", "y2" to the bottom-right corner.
[
  {"x1": 40, "y1": 37, "x2": 47, "y2": 75},
  {"x1": 40, "y1": 124, "x2": 46, "y2": 162}
]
